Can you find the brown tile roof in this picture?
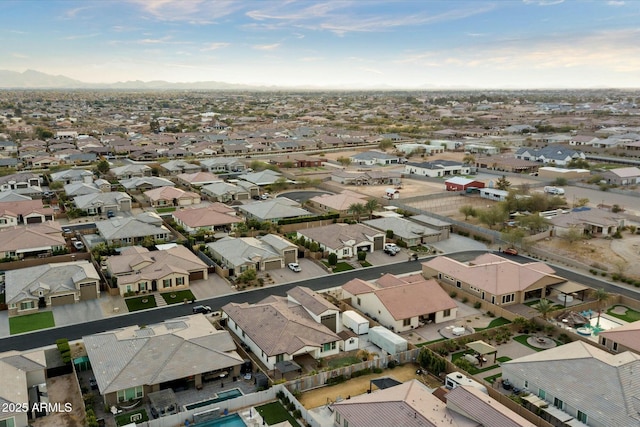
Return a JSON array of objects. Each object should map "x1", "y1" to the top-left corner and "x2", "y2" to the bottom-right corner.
[
  {"x1": 172, "y1": 205, "x2": 242, "y2": 228},
  {"x1": 107, "y1": 245, "x2": 207, "y2": 276},
  {"x1": 222, "y1": 296, "x2": 340, "y2": 357},
  {"x1": 342, "y1": 278, "x2": 376, "y2": 295},
  {"x1": 144, "y1": 186, "x2": 200, "y2": 202},
  {"x1": 598, "y1": 321, "x2": 640, "y2": 353},
  {"x1": 374, "y1": 279, "x2": 456, "y2": 320},
  {"x1": 287, "y1": 286, "x2": 338, "y2": 316}
]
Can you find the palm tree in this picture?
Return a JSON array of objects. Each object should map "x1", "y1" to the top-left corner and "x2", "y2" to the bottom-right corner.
[
  {"x1": 591, "y1": 288, "x2": 610, "y2": 327},
  {"x1": 364, "y1": 199, "x2": 379, "y2": 219},
  {"x1": 533, "y1": 299, "x2": 554, "y2": 321},
  {"x1": 348, "y1": 203, "x2": 366, "y2": 222}
]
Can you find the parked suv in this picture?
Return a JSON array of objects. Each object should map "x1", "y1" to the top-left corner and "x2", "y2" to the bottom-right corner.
[
  {"x1": 192, "y1": 305, "x2": 212, "y2": 314},
  {"x1": 384, "y1": 243, "x2": 400, "y2": 255}
]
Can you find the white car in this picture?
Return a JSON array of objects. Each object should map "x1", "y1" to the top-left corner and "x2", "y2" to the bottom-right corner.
[
  {"x1": 73, "y1": 241, "x2": 85, "y2": 250},
  {"x1": 384, "y1": 243, "x2": 400, "y2": 253},
  {"x1": 288, "y1": 262, "x2": 301, "y2": 272}
]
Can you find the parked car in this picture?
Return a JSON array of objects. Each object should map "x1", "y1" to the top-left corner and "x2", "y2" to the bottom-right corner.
[
  {"x1": 73, "y1": 241, "x2": 84, "y2": 250},
  {"x1": 384, "y1": 243, "x2": 400, "y2": 255},
  {"x1": 89, "y1": 378, "x2": 98, "y2": 390},
  {"x1": 192, "y1": 305, "x2": 212, "y2": 314},
  {"x1": 288, "y1": 262, "x2": 301, "y2": 272},
  {"x1": 107, "y1": 210, "x2": 115, "y2": 218},
  {"x1": 503, "y1": 247, "x2": 518, "y2": 256},
  {"x1": 384, "y1": 247, "x2": 397, "y2": 256}
]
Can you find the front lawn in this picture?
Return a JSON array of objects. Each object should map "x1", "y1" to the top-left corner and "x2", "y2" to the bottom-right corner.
[
  {"x1": 161, "y1": 290, "x2": 196, "y2": 305},
  {"x1": 607, "y1": 305, "x2": 640, "y2": 323},
  {"x1": 9, "y1": 311, "x2": 55, "y2": 334},
  {"x1": 125, "y1": 296, "x2": 157, "y2": 312},
  {"x1": 256, "y1": 402, "x2": 301, "y2": 427},
  {"x1": 156, "y1": 206, "x2": 176, "y2": 213},
  {"x1": 332, "y1": 262, "x2": 354, "y2": 273},
  {"x1": 115, "y1": 409, "x2": 149, "y2": 427},
  {"x1": 359, "y1": 260, "x2": 372, "y2": 267}
]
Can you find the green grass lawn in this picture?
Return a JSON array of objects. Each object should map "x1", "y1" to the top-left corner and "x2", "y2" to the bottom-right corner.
[
  {"x1": 359, "y1": 260, "x2": 372, "y2": 267},
  {"x1": 125, "y1": 296, "x2": 157, "y2": 312},
  {"x1": 607, "y1": 305, "x2": 640, "y2": 323},
  {"x1": 409, "y1": 245, "x2": 430, "y2": 252},
  {"x1": 161, "y1": 290, "x2": 196, "y2": 304},
  {"x1": 332, "y1": 262, "x2": 354, "y2": 273},
  {"x1": 9, "y1": 312, "x2": 55, "y2": 334},
  {"x1": 256, "y1": 402, "x2": 301, "y2": 427},
  {"x1": 115, "y1": 409, "x2": 148, "y2": 426},
  {"x1": 156, "y1": 206, "x2": 176, "y2": 213},
  {"x1": 484, "y1": 372, "x2": 503, "y2": 384},
  {"x1": 475, "y1": 317, "x2": 511, "y2": 331},
  {"x1": 328, "y1": 356, "x2": 362, "y2": 369}
]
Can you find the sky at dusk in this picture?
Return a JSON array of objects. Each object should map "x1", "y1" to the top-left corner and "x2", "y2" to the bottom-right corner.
[{"x1": 1, "y1": 0, "x2": 639, "y2": 89}]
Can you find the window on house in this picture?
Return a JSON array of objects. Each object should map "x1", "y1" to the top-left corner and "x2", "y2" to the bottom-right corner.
[
  {"x1": 524, "y1": 380, "x2": 528, "y2": 388},
  {"x1": 357, "y1": 298, "x2": 361, "y2": 306},
  {"x1": 438, "y1": 273, "x2": 442, "y2": 279},
  {"x1": 443, "y1": 309, "x2": 451, "y2": 317},
  {"x1": 577, "y1": 411, "x2": 587, "y2": 423},
  {"x1": 176, "y1": 277, "x2": 184, "y2": 286},
  {"x1": 613, "y1": 342, "x2": 618, "y2": 352},
  {"x1": 554, "y1": 397, "x2": 564, "y2": 410},
  {"x1": 539, "y1": 389, "x2": 546, "y2": 399},
  {"x1": 335, "y1": 413, "x2": 341, "y2": 424},
  {"x1": 456, "y1": 280, "x2": 461, "y2": 288},
  {"x1": 501, "y1": 293, "x2": 515, "y2": 304},
  {"x1": 0, "y1": 418, "x2": 16, "y2": 427},
  {"x1": 275, "y1": 354, "x2": 284, "y2": 363},
  {"x1": 20, "y1": 301, "x2": 34, "y2": 310},
  {"x1": 139, "y1": 282, "x2": 147, "y2": 291},
  {"x1": 163, "y1": 279, "x2": 171, "y2": 288},
  {"x1": 403, "y1": 319, "x2": 411, "y2": 327},
  {"x1": 601, "y1": 338, "x2": 607, "y2": 346}
]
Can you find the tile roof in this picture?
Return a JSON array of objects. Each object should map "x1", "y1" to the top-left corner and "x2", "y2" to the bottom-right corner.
[
  {"x1": 84, "y1": 315, "x2": 242, "y2": 394},
  {"x1": 222, "y1": 295, "x2": 340, "y2": 357},
  {"x1": 446, "y1": 386, "x2": 535, "y2": 427},
  {"x1": 106, "y1": 245, "x2": 207, "y2": 276},
  {"x1": 238, "y1": 198, "x2": 311, "y2": 221},
  {"x1": 309, "y1": 192, "x2": 367, "y2": 211},
  {"x1": 172, "y1": 205, "x2": 241, "y2": 228},
  {"x1": 287, "y1": 286, "x2": 338, "y2": 316},
  {"x1": 297, "y1": 223, "x2": 383, "y2": 250},
  {"x1": 144, "y1": 186, "x2": 200, "y2": 202},
  {"x1": 423, "y1": 254, "x2": 564, "y2": 295},
  {"x1": 598, "y1": 320, "x2": 640, "y2": 353},
  {"x1": 95, "y1": 213, "x2": 169, "y2": 240},
  {"x1": 0, "y1": 222, "x2": 65, "y2": 253}
]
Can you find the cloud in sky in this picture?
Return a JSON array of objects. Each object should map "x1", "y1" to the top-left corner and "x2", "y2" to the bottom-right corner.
[{"x1": 1, "y1": 0, "x2": 639, "y2": 88}]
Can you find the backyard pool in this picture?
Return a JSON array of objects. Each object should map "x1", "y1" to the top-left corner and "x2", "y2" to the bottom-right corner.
[
  {"x1": 590, "y1": 316, "x2": 623, "y2": 331},
  {"x1": 185, "y1": 389, "x2": 243, "y2": 411},
  {"x1": 192, "y1": 413, "x2": 246, "y2": 427}
]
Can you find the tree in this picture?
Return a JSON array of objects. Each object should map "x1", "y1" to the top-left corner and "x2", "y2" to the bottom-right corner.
[
  {"x1": 574, "y1": 198, "x2": 589, "y2": 208},
  {"x1": 501, "y1": 229, "x2": 526, "y2": 248},
  {"x1": 477, "y1": 205, "x2": 508, "y2": 229},
  {"x1": 552, "y1": 177, "x2": 568, "y2": 186},
  {"x1": 336, "y1": 157, "x2": 351, "y2": 167},
  {"x1": 459, "y1": 205, "x2": 476, "y2": 220},
  {"x1": 462, "y1": 153, "x2": 476, "y2": 165},
  {"x1": 96, "y1": 159, "x2": 110, "y2": 175},
  {"x1": 49, "y1": 181, "x2": 63, "y2": 190},
  {"x1": 591, "y1": 288, "x2": 610, "y2": 327},
  {"x1": 348, "y1": 203, "x2": 366, "y2": 222},
  {"x1": 269, "y1": 177, "x2": 289, "y2": 192},
  {"x1": 378, "y1": 139, "x2": 394, "y2": 151},
  {"x1": 328, "y1": 252, "x2": 338, "y2": 266},
  {"x1": 365, "y1": 199, "x2": 378, "y2": 219},
  {"x1": 533, "y1": 298, "x2": 554, "y2": 320},
  {"x1": 495, "y1": 175, "x2": 511, "y2": 191},
  {"x1": 560, "y1": 227, "x2": 585, "y2": 244},
  {"x1": 519, "y1": 214, "x2": 550, "y2": 233}
]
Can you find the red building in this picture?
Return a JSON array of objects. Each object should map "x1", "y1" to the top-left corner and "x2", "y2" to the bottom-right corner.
[{"x1": 444, "y1": 177, "x2": 485, "y2": 191}]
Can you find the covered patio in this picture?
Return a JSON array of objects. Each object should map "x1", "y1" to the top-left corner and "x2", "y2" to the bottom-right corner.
[
  {"x1": 465, "y1": 340, "x2": 497, "y2": 367},
  {"x1": 550, "y1": 281, "x2": 590, "y2": 307}
]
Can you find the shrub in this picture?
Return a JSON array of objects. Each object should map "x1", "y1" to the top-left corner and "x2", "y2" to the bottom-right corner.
[
  {"x1": 449, "y1": 291, "x2": 458, "y2": 298},
  {"x1": 357, "y1": 251, "x2": 367, "y2": 261},
  {"x1": 373, "y1": 367, "x2": 383, "y2": 373},
  {"x1": 474, "y1": 301, "x2": 482, "y2": 309},
  {"x1": 462, "y1": 297, "x2": 468, "y2": 303},
  {"x1": 386, "y1": 229, "x2": 394, "y2": 239},
  {"x1": 293, "y1": 409, "x2": 302, "y2": 419},
  {"x1": 387, "y1": 360, "x2": 397, "y2": 369},
  {"x1": 326, "y1": 375, "x2": 346, "y2": 385},
  {"x1": 328, "y1": 253, "x2": 338, "y2": 266},
  {"x1": 396, "y1": 239, "x2": 407, "y2": 248}
]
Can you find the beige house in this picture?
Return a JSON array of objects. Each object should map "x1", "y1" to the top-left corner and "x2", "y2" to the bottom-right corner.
[
  {"x1": 144, "y1": 186, "x2": 201, "y2": 207},
  {"x1": 0, "y1": 349, "x2": 47, "y2": 427},
  {"x1": 176, "y1": 171, "x2": 221, "y2": 187},
  {"x1": 0, "y1": 222, "x2": 66, "y2": 259},
  {"x1": 222, "y1": 286, "x2": 341, "y2": 371},
  {"x1": 84, "y1": 315, "x2": 243, "y2": 406},
  {"x1": 171, "y1": 204, "x2": 242, "y2": 235},
  {"x1": 599, "y1": 321, "x2": 640, "y2": 354},
  {"x1": 106, "y1": 245, "x2": 208, "y2": 296},
  {"x1": 422, "y1": 253, "x2": 565, "y2": 306},
  {"x1": 307, "y1": 190, "x2": 368, "y2": 215},
  {"x1": 207, "y1": 234, "x2": 297, "y2": 275},
  {"x1": 341, "y1": 273, "x2": 457, "y2": 332},
  {"x1": 296, "y1": 223, "x2": 385, "y2": 259},
  {"x1": 5, "y1": 261, "x2": 100, "y2": 315},
  {"x1": 0, "y1": 199, "x2": 54, "y2": 227}
]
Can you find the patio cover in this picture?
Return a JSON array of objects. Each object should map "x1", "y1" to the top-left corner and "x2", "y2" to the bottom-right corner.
[
  {"x1": 371, "y1": 377, "x2": 402, "y2": 390},
  {"x1": 275, "y1": 360, "x2": 301, "y2": 374},
  {"x1": 466, "y1": 340, "x2": 497, "y2": 363},
  {"x1": 552, "y1": 281, "x2": 589, "y2": 295}
]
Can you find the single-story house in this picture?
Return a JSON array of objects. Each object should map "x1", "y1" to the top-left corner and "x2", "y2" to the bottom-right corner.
[
  {"x1": 95, "y1": 212, "x2": 171, "y2": 246},
  {"x1": 207, "y1": 234, "x2": 297, "y2": 275},
  {"x1": 200, "y1": 181, "x2": 252, "y2": 202},
  {"x1": 0, "y1": 199, "x2": 54, "y2": 226},
  {"x1": 331, "y1": 170, "x2": 402, "y2": 186},
  {"x1": 144, "y1": 186, "x2": 201, "y2": 208},
  {"x1": 84, "y1": 315, "x2": 243, "y2": 406},
  {"x1": 236, "y1": 169, "x2": 283, "y2": 186},
  {"x1": 0, "y1": 222, "x2": 66, "y2": 259},
  {"x1": 363, "y1": 217, "x2": 444, "y2": 246},
  {"x1": 349, "y1": 151, "x2": 402, "y2": 166},
  {"x1": 0, "y1": 172, "x2": 41, "y2": 191},
  {"x1": 106, "y1": 245, "x2": 208, "y2": 296},
  {"x1": 199, "y1": 157, "x2": 247, "y2": 173},
  {"x1": 296, "y1": 223, "x2": 385, "y2": 259},
  {"x1": 176, "y1": 172, "x2": 221, "y2": 188},
  {"x1": 222, "y1": 287, "x2": 341, "y2": 371},
  {"x1": 237, "y1": 197, "x2": 312, "y2": 224},
  {"x1": 601, "y1": 167, "x2": 640, "y2": 186},
  {"x1": 73, "y1": 192, "x2": 132, "y2": 215},
  {"x1": 5, "y1": 261, "x2": 100, "y2": 315},
  {"x1": 502, "y1": 341, "x2": 640, "y2": 427},
  {"x1": 50, "y1": 168, "x2": 93, "y2": 184},
  {"x1": 160, "y1": 160, "x2": 201, "y2": 175},
  {"x1": 341, "y1": 273, "x2": 457, "y2": 332},
  {"x1": 537, "y1": 166, "x2": 590, "y2": 180},
  {"x1": 110, "y1": 164, "x2": 152, "y2": 179},
  {"x1": 422, "y1": 253, "x2": 566, "y2": 306},
  {"x1": 515, "y1": 145, "x2": 585, "y2": 166},
  {"x1": 307, "y1": 191, "x2": 368, "y2": 215},
  {"x1": 171, "y1": 204, "x2": 242, "y2": 235},
  {"x1": 404, "y1": 160, "x2": 470, "y2": 178},
  {"x1": 119, "y1": 176, "x2": 175, "y2": 191},
  {"x1": 549, "y1": 208, "x2": 625, "y2": 237}
]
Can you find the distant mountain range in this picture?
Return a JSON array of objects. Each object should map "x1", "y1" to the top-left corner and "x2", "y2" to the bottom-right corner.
[{"x1": 0, "y1": 69, "x2": 286, "y2": 90}]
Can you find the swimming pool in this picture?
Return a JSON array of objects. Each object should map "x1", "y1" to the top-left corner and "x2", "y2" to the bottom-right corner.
[
  {"x1": 192, "y1": 413, "x2": 247, "y2": 427},
  {"x1": 185, "y1": 388, "x2": 244, "y2": 411},
  {"x1": 590, "y1": 316, "x2": 623, "y2": 331}
]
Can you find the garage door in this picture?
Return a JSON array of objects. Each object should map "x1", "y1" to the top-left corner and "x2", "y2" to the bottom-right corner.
[
  {"x1": 50, "y1": 294, "x2": 75, "y2": 306},
  {"x1": 356, "y1": 244, "x2": 372, "y2": 252},
  {"x1": 263, "y1": 260, "x2": 282, "y2": 271},
  {"x1": 190, "y1": 270, "x2": 205, "y2": 281},
  {"x1": 373, "y1": 236, "x2": 384, "y2": 250},
  {"x1": 283, "y1": 249, "x2": 296, "y2": 264},
  {"x1": 26, "y1": 216, "x2": 43, "y2": 224},
  {"x1": 80, "y1": 283, "x2": 98, "y2": 301}
]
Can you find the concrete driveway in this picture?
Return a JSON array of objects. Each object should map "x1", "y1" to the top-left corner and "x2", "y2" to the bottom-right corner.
[
  {"x1": 430, "y1": 234, "x2": 488, "y2": 254},
  {"x1": 189, "y1": 274, "x2": 236, "y2": 299},
  {"x1": 267, "y1": 258, "x2": 328, "y2": 284},
  {"x1": 52, "y1": 299, "x2": 106, "y2": 328}
]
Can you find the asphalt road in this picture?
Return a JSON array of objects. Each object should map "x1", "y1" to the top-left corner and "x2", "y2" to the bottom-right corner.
[{"x1": 1, "y1": 250, "x2": 638, "y2": 353}]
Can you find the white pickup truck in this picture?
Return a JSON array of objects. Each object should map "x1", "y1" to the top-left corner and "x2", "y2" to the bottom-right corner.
[{"x1": 544, "y1": 186, "x2": 565, "y2": 195}]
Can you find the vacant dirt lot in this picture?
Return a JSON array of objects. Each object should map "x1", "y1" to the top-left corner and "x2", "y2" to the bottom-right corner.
[
  {"x1": 32, "y1": 374, "x2": 85, "y2": 427},
  {"x1": 297, "y1": 364, "x2": 439, "y2": 409},
  {"x1": 536, "y1": 233, "x2": 640, "y2": 280}
]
